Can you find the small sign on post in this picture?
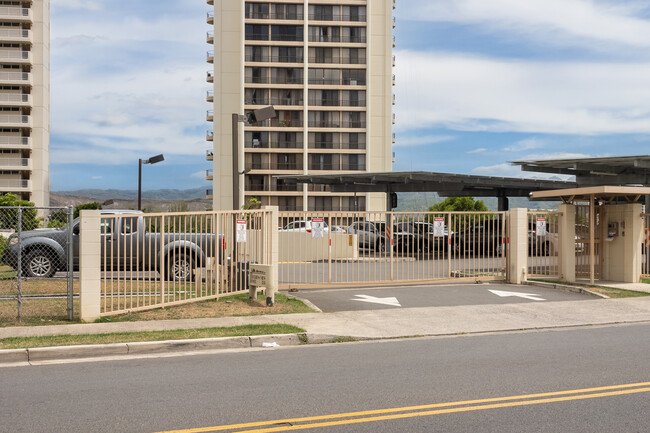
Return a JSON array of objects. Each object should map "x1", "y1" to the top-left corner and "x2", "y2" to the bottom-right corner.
[
  {"x1": 311, "y1": 217, "x2": 325, "y2": 239},
  {"x1": 236, "y1": 219, "x2": 247, "y2": 243},
  {"x1": 433, "y1": 217, "x2": 445, "y2": 237},
  {"x1": 536, "y1": 218, "x2": 547, "y2": 237}
]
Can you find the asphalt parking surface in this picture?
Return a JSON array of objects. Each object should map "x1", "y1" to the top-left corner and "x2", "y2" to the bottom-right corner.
[{"x1": 285, "y1": 282, "x2": 595, "y2": 312}]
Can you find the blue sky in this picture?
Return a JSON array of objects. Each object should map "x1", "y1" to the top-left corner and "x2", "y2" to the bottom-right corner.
[{"x1": 50, "y1": 0, "x2": 650, "y2": 191}]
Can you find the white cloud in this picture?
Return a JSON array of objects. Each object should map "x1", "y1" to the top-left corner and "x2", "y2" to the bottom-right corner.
[
  {"x1": 394, "y1": 135, "x2": 455, "y2": 147},
  {"x1": 395, "y1": 50, "x2": 650, "y2": 135},
  {"x1": 503, "y1": 138, "x2": 545, "y2": 152},
  {"x1": 399, "y1": 0, "x2": 650, "y2": 50},
  {"x1": 467, "y1": 148, "x2": 487, "y2": 154}
]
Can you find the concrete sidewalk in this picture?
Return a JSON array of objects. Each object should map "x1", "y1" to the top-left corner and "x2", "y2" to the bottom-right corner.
[{"x1": 3, "y1": 296, "x2": 650, "y2": 340}]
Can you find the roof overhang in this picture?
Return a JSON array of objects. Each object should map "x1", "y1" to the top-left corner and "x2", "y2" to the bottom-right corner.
[
  {"x1": 530, "y1": 186, "x2": 650, "y2": 204},
  {"x1": 277, "y1": 171, "x2": 578, "y2": 197}
]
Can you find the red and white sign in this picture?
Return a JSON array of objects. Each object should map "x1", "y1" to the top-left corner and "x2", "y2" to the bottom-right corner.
[
  {"x1": 236, "y1": 219, "x2": 247, "y2": 243},
  {"x1": 536, "y1": 218, "x2": 547, "y2": 237},
  {"x1": 311, "y1": 217, "x2": 325, "y2": 239},
  {"x1": 433, "y1": 217, "x2": 445, "y2": 237}
]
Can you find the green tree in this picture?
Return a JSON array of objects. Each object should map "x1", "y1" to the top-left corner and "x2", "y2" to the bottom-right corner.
[
  {"x1": 74, "y1": 202, "x2": 102, "y2": 219},
  {"x1": 0, "y1": 193, "x2": 39, "y2": 230},
  {"x1": 428, "y1": 197, "x2": 489, "y2": 212},
  {"x1": 242, "y1": 197, "x2": 261, "y2": 210}
]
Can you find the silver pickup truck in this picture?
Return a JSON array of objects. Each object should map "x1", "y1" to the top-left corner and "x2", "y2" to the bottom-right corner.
[{"x1": 2, "y1": 210, "x2": 225, "y2": 281}]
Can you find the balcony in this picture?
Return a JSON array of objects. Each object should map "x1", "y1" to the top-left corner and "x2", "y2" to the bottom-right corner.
[
  {"x1": 308, "y1": 35, "x2": 367, "y2": 44},
  {"x1": 392, "y1": 94, "x2": 395, "y2": 105},
  {"x1": 246, "y1": 183, "x2": 301, "y2": 192},
  {"x1": 269, "y1": 97, "x2": 303, "y2": 106},
  {"x1": 308, "y1": 78, "x2": 366, "y2": 86},
  {"x1": 206, "y1": 130, "x2": 214, "y2": 141},
  {"x1": 308, "y1": 13, "x2": 367, "y2": 23},
  {"x1": 207, "y1": 12, "x2": 214, "y2": 25},
  {"x1": 393, "y1": 35, "x2": 396, "y2": 48},
  {"x1": 206, "y1": 90, "x2": 213, "y2": 102},
  {"x1": 0, "y1": 93, "x2": 31, "y2": 107},
  {"x1": 0, "y1": 28, "x2": 31, "y2": 43},
  {"x1": 206, "y1": 31, "x2": 213, "y2": 44},
  {"x1": 206, "y1": 110, "x2": 213, "y2": 122},
  {"x1": 206, "y1": 169, "x2": 213, "y2": 181},
  {"x1": 206, "y1": 50, "x2": 214, "y2": 63},
  {"x1": 268, "y1": 118, "x2": 303, "y2": 128},
  {"x1": 392, "y1": 55, "x2": 396, "y2": 67},
  {"x1": 0, "y1": 50, "x2": 31, "y2": 64},
  {"x1": 206, "y1": 189, "x2": 213, "y2": 199},
  {"x1": 392, "y1": 132, "x2": 396, "y2": 144},
  {"x1": 245, "y1": 54, "x2": 304, "y2": 64},
  {"x1": 308, "y1": 56, "x2": 365, "y2": 65},
  {"x1": 206, "y1": 149, "x2": 214, "y2": 161},
  {"x1": 0, "y1": 70, "x2": 30, "y2": 85},
  {"x1": 206, "y1": 71, "x2": 213, "y2": 83},
  {"x1": 0, "y1": 114, "x2": 30, "y2": 128},
  {"x1": 309, "y1": 98, "x2": 366, "y2": 107},
  {"x1": 246, "y1": 12, "x2": 304, "y2": 20},
  {"x1": 0, "y1": 157, "x2": 30, "y2": 170},
  {"x1": 0, "y1": 7, "x2": 32, "y2": 22},
  {"x1": 247, "y1": 161, "x2": 303, "y2": 171},
  {"x1": 392, "y1": 113, "x2": 396, "y2": 124},
  {"x1": 0, "y1": 178, "x2": 30, "y2": 191},
  {"x1": 0, "y1": 136, "x2": 29, "y2": 149},
  {"x1": 392, "y1": 74, "x2": 396, "y2": 86},
  {"x1": 245, "y1": 140, "x2": 302, "y2": 149}
]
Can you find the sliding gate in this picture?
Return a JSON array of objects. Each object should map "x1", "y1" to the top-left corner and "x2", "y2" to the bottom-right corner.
[{"x1": 279, "y1": 211, "x2": 507, "y2": 289}]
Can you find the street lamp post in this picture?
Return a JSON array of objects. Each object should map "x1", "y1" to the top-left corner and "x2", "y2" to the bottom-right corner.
[
  {"x1": 138, "y1": 154, "x2": 165, "y2": 210},
  {"x1": 232, "y1": 106, "x2": 276, "y2": 210}
]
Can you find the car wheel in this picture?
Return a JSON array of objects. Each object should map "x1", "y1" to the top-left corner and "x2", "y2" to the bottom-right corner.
[
  {"x1": 24, "y1": 249, "x2": 56, "y2": 278},
  {"x1": 168, "y1": 253, "x2": 194, "y2": 282},
  {"x1": 377, "y1": 241, "x2": 386, "y2": 254}
]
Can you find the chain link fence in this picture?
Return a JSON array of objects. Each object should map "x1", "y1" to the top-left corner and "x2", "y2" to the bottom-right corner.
[{"x1": 0, "y1": 206, "x2": 75, "y2": 325}]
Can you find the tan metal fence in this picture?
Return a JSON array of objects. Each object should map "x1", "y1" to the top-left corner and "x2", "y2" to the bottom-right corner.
[
  {"x1": 100, "y1": 210, "x2": 272, "y2": 316},
  {"x1": 641, "y1": 213, "x2": 650, "y2": 278},
  {"x1": 575, "y1": 205, "x2": 601, "y2": 280},
  {"x1": 527, "y1": 211, "x2": 560, "y2": 278},
  {"x1": 278, "y1": 211, "x2": 507, "y2": 289}
]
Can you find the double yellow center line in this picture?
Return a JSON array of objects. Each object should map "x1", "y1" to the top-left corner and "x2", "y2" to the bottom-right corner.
[{"x1": 157, "y1": 381, "x2": 650, "y2": 433}]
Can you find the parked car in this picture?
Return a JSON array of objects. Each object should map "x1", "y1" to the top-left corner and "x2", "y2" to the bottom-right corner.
[
  {"x1": 375, "y1": 222, "x2": 410, "y2": 252},
  {"x1": 347, "y1": 221, "x2": 388, "y2": 253},
  {"x1": 411, "y1": 222, "x2": 451, "y2": 254},
  {"x1": 2, "y1": 210, "x2": 225, "y2": 281},
  {"x1": 280, "y1": 220, "x2": 329, "y2": 233},
  {"x1": 453, "y1": 218, "x2": 504, "y2": 255},
  {"x1": 331, "y1": 225, "x2": 347, "y2": 234}
]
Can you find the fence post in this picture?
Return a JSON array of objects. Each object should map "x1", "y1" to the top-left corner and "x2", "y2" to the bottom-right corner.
[
  {"x1": 558, "y1": 204, "x2": 576, "y2": 283},
  {"x1": 16, "y1": 207, "x2": 22, "y2": 321},
  {"x1": 508, "y1": 208, "x2": 528, "y2": 284},
  {"x1": 67, "y1": 206, "x2": 74, "y2": 321},
  {"x1": 263, "y1": 206, "x2": 279, "y2": 306},
  {"x1": 79, "y1": 210, "x2": 101, "y2": 322}
]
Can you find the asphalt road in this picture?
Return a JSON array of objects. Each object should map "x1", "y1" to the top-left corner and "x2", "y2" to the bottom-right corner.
[
  {"x1": 2, "y1": 323, "x2": 650, "y2": 432},
  {"x1": 286, "y1": 282, "x2": 593, "y2": 312}
]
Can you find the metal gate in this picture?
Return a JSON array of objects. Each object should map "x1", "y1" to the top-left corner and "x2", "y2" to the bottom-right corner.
[
  {"x1": 641, "y1": 213, "x2": 650, "y2": 278},
  {"x1": 99, "y1": 210, "x2": 273, "y2": 316},
  {"x1": 575, "y1": 205, "x2": 601, "y2": 280},
  {"x1": 0, "y1": 206, "x2": 75, "y2": 324},
  {"x1": 527, "y1": 211, "x2": 560, "y2": 278},
  {"x1": 279, "y1": 211, "x2": 507, "y2": 289}
]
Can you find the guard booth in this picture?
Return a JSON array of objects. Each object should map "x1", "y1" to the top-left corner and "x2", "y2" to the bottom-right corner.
[{"x1": 531, "y1": 186, "x2": 650, "y2": 285}]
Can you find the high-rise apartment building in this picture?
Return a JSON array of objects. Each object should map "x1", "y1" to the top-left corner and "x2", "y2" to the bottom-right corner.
[
  {"x1": 207, "y1": 0, "x2": 394, "y2": 211},
  {"x1": 0, "y1": 0, "x2": 49, "y2": 207}
]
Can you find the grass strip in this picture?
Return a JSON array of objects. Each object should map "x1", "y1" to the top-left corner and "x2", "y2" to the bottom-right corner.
[
  {"x1": 0, "y1": 324, "x2": 306, "y2": 350},
  {"x1": 529, "y1": 278, "x2": 650, "y2": 298}
]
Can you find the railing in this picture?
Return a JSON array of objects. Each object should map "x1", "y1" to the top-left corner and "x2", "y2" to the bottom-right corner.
[
  {"x1": 527, "y1": 211, "x2": 560, "y2": 278},
  {"x1": 308, "y1": 56, "x2": 365, "y2": 65},
  {"x1": 0, "y1": 7, "x2": 31, "y2": 18},
  {"x1": 245, "y1": 76, "x2": 270, "y2": 84},
  {"x1": 308, "y1": 78, "x2": 366, "y2": 86},
  {"x1": 0, "y1": 136, "x2": 29, "y2": 146},
  {"x1": 308, "y1": 98, "x2": 366, "y2": 107},
  {"x1": 246, "y1": 183, "x2": 301, "y2": 192},
  {"x1": 246, "y1": 141, "x2": 303, "y2": 149},
  {"x1": 246, "y1": 12, "x2": 304, "y2": 20},
  {"x1": 0, "y1": 94, "x2": 30, "y2": 103},
  {"x1": 99, "y1": 210, "x2": 273, "y2": 317},
  {"x1": 206, "y1": 189, "x2": 213, "y2": 197},
  {"x1": 278, "y1": 211, "x2": 507, "y2": 289},
  {"x1": 0, "y1": 114, "x2": 29, "y2": 124},
  {"x1": 206, "y1": 50, "x2": 214, "y2": 60},
  {"x1": 0, "y1": 178, "x2": 30, "y2": 188},
  {"x1": 340, "y1": 163, "x2": 366, "y2": 171},
  {"x1": 206, "y1": 90, "x2": 214, "y2": 100},
  {"x1": 246, "y1": 32, "x2": 269, "y2": 41},
  {"x1": 268, "y1": 119, "x2": 303, "y2": 127},
  {"x1": 309, "y1": 35, "x2": 367, "y2": 43},
  {"x1": 0, "y1": 29, "x2": 30, "y2": 38},
  {"x1": 0, "y1": 157, "x2": 29, "y2": 167},
  {"x1": 245, "y1": 98, "x2": 270, "y2": 105},
  {"x1": 246, "y1": 54, "x2": 304, "y2": 63},
  {"x1": 206, "y1": 169, "x2": 213, "y2": 177},
  {"x1": 0, "y1": 50, "x2": 30, "y2": 60},
  {"x1": 308, "y1": 120, "x2": 340, "y2": 128},
  {"x1": 308, "y1": 13, "x2": 366, "y2": 22},
  {"x1": 206, "y1": 149, "x2": 214, "y2": 159},
  {"x1": 269, "y1": 97, "x2": 304, "y2": 106},
  {"x1": 270, "y1": 76, "x2": 303, "y2": 85},
  {"x1": 271, "y1": 34, "x2": 304, "y2": 42},
  {"x1": 0, "y1": 71, "x2": 29, "y2": 81},
  {"x1": 247, "y1": 162, "x2": 303, "y2": 171}
]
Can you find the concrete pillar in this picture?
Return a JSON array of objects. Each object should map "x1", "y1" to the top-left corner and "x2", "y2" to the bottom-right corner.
[
  {"x1": 558, "y1": 204, "x2": 576, "y2": 283},
  {"x1": 508, "y1": 208, "x2": 528, "y2": 284},
  {"x1": 263, "y1": 206, "x2": 279, "y2": 306},
  {"x1": 601, "y1": 203, "x2": 643, "y2": 283},
  {"x1": 79, "y1": 210, "x2": 101, "y2": 322}
]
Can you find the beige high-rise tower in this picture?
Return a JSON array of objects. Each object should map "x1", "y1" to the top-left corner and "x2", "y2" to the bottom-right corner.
[
  {"x1": 0, "y1": 0, "x2": 49, "y2": 207},
  {"x1": 206, "y1": 0, "x2": 394, "y2": 211}
]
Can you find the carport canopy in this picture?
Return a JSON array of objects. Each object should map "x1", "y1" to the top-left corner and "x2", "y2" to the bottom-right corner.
[{"x1": 277, "y1": 171, "x2": 577, "y2": 211}]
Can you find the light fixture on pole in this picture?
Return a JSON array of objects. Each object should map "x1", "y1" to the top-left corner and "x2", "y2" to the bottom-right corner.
[
  {"x1": 232, "y1": 106, "x2": 275, "y2": 210},
  {"x1": 138, "y1": 154, "x2": 165, "y2": 210}
]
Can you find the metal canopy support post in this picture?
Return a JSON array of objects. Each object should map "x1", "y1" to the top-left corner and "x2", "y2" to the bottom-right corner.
[
  {"x1": 589, "y1": 194, "x2": 595, "y2": 285},
  {"x1": 497, "y1": 193, "x2": 509, "y2": 211}
]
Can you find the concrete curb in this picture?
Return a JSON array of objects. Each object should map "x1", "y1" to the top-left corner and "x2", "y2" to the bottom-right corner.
[{"x1": 525, "y1": 280, "x2": 609, "y2": 298}]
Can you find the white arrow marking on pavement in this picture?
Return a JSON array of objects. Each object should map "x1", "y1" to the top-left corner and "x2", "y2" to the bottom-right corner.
[
  {"x1": 489, "y1": 289, "x2": 546, "y2": 302},
  {"x1": 352, "y1": 294, "x2": 402, "y2": 307}
]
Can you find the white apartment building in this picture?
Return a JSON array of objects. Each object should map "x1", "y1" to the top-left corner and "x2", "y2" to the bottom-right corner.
[
  {"x1": 207, "y1": 0, "x2": 394, "y2": 211},
  {"x1": 0, "y1": 0, "x2": 49, "y2": 207}
]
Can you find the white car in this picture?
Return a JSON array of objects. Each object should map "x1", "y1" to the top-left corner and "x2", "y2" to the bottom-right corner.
[{"x1": 280, "y1": 220, "x2": 329, "y2": 233}]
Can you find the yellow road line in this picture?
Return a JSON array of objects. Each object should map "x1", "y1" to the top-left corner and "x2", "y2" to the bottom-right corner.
[{"x1": 155, "y1": 381, "x2": 650, "y2": 433}]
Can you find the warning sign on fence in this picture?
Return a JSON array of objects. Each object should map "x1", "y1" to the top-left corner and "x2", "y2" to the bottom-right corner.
[
  {"x1": 536, "y1": 218, "x2": 547, "y2": 237},
  {"x1": 236, "y1": 219, "x2": 247, "y2": 243},
  {"x1": 311, "y1": 217, "x2": 325, "y2": 239},
  {"x1": 433, "y1": 217, "x2": 445, "y2": 237}
]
